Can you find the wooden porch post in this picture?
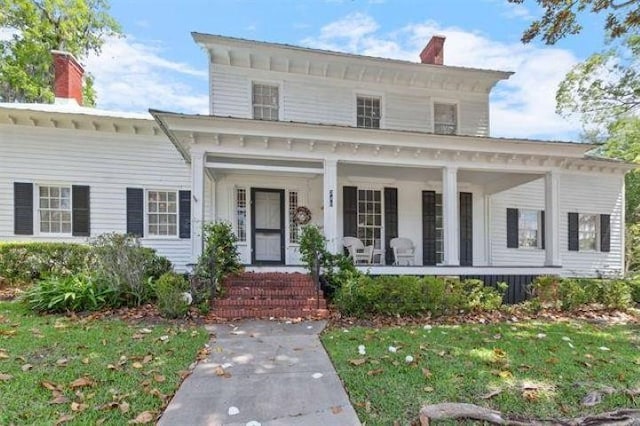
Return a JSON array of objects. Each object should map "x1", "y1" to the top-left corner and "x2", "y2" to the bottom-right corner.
[
  {"x1": 442, "y1": 166, "x2": 460, "y2": 265},
  {"x1": 323, "y1": 159, "x2": 339, "y2": 253},
  {"x1": 191, "y1": 147, "x2": 206, "y2": 261},
  {"x1": 544, "y1": 171, "x2": 561, "y2": 266}
]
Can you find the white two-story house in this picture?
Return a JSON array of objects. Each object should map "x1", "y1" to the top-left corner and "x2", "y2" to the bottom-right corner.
[{"x1": 0, "y1": 33, "x2": 633, "y2": 287}]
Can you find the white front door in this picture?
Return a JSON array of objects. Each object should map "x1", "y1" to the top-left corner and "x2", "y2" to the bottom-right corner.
[{"x1": 252, "y1": 189, "x2": 284, "y2": 264}]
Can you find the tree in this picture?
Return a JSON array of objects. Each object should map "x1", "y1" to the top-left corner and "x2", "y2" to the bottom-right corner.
[
  {"x1": 508, "y1": 0, "x2": 640, "y2": 44},
  {"x1": 0, "y1": 0, "x2": 121, "y2": 105}
]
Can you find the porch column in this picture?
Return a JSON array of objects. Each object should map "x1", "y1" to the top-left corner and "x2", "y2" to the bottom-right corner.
[
  {"x1": 544, "y1": 171, "x2": 561, "y2": 266},
  {"x1": 191, "y1": 148, "x2": 206, "y2": 260},
  {"x1": 442, "y1": 166, "x2": 460, "y2": 266},
  {"x1": 323, "y1": 159, "x2": 339, "y2": 253}
]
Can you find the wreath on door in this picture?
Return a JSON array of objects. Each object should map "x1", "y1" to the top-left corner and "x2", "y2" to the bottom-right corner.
[{"x1": 293, "y1": 206, "x2": 312, "y2": 225}]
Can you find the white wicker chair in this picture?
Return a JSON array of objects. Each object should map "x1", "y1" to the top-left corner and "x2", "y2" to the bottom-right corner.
[
  {"x1": 390, "y1": 237, "x2": 415, "y2": 266},
  {"x1": 343, "y1": 237, "x2": 374, "y2": 264}
]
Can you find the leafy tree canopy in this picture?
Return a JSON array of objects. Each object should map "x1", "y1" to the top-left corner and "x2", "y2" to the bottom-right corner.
[
  {"x1": 508, "y1": 0, "x2": 640, "y2": 44},
  {"x1": 0, "y1": 0, "x2": 121, "y2": 105}
]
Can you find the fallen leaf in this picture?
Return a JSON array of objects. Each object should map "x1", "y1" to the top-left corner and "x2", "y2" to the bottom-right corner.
[
  {"x1": 0, "y1": 350, "x2": 8, "y2": 359},
  {"x1": 498, "y1": 370, "x2": 513, "y2": 379},
  {"x1": 55, "y1": 414, "x2": 74, "y2": 425},
  {"x1": 349, "y1": 358, "x2": 366, "y2": 366},
  {"x1": 153, "y1": 374, "x2": 165, "y2": 383},
  {"x1": 0, "y1": 373, "x2": 12, "y2": 381},
  {"x1": 119, "y1": 401, "x2": 130, "y2": 413},
  {"x1": 331, "y1": 406, "x2": 343, "y2": 414},
  {"x1": 424, "y1": 386, "x2": 435, "y2": 392},
  {"x1": 69, "y1": 377, "x2": 94, "y2": 389},
  {"x1": 81, "y1": 358, "x2": 90, "y2": 365},
  {"x1": 523, "y1": 389, "x2": 539, "y2": 401},
  {"x1": 493, "y1": 348, "x2": 506, "y2": 358},
  {"x1": 422, "y1": 368, "x2": 432, "y2": 378},
  {"x1": 139, "y1": 328, "x2": 152, "y2": 334},
  {"x1": 42, "y1": 380, "x2": 60, "y2": 391},
  {"x1": 131, "y1": 334, "x2": 144, "y2": 340},
  {"x1": 214, "y1": 366, "x2": 225, "y2": 376},
  {"x1": 21, "y1": 363, "x2": 33, "y2": 372},
  {"x1": 367, "y1": 368, "x2": 384, "y2": 376},
  {"x1": 71, "y1": 402, "x2": 88, "y2": 412},
  {"x1": 56, "y1": 358, "x2": 68, "y2": 367},
  {"x1": 228, "y1": 406, "x2": 240, "y2": 416},
  {"x1": 159, "y1": 335, "x2": 169, "y2": 342},
  {"x1": 50, "y1": 395, "x2": 70, "y2": 404},
  {"x1": 128, "y1": 411, "x2": 154, "y2": 424},
  {"x1": 142, "y1": 355, "x2": 152, "y2": 364},
  {"x1": 132, "y1": 362, "x2": 143, "y2": 369},
  {"x1": 0, "y1": 329, "x2": 16, "y2": 336},
  {"x1": 582, "y1": 391, "x2": 603, "y2": 407}
]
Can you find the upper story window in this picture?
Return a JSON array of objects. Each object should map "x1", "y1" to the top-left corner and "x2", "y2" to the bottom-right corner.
[
  {"x1": 39, "y1": 185, "x2": 71, "y2": 234},
  {"x1": 434, "y1": 103, "x2": 457, "y2": 135},
  {"x1": 356, "y1": 96, "x2": 381, "y2": 129},
  {"x1": 252, "y1": 83, "x2": 279, "y2": 121},
  {"x1": 147, "y1": 190, "x2": 178, "y2": 237}
]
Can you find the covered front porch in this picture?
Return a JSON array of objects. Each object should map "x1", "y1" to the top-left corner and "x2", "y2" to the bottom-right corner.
[{"x1": 150, "y1": 111, "x2": 615, "y2": 277}]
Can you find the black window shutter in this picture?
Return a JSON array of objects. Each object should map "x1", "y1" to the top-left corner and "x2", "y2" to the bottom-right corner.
[
  {"x1": 14, "y1": 182, "x2": 33, "y2": 235},
  {"x1": 540, "y1": 210, "x2": 545, "y2": 250},
  {"x1": 384, "y1": 187, "x2": 398, "y2": 265},
  {"x1": 126, "y1": 188, "x2": 144, "y2": 237},
  {"x1": 506, "y1": 208, "x2": 519, "y2": 248},
  {"x1": 72, "y1": 185, "x2": 90, "y2": 237},
  {"x1": 600, "y1": 214, "x2": 610, "y2": 252},
  {"x1": 422, "y1": 191, "x2": 437, "y2": 265},
  {"x1": 459, "y1": 192, "x2": 473, "y2": 266},
  {"x1": 568, "y1": 212, "x2": 579, "y2": 251},
  {"x1": 179, "y1": 190, "x2": 191, "y2": 239},
  {"x1": 343, "y1": 186, "x2": 357, "y2": 238}
]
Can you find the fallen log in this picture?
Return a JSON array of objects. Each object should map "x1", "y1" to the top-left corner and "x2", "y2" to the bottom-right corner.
[{"x1": 419, "y1": 403, "x2": 640, "y2": 426}]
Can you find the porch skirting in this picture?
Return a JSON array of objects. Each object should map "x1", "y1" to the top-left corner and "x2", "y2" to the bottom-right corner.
[{"x1": 245, "y1": 265, "x2": 560, "y2": 276}]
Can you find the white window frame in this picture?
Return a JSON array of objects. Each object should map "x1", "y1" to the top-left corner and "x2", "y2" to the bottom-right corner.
[
  {"x1": 432, "y1": 100, "x2": 459, "y2": 135},
  {"x1": 578, "y1": 213, "x2": 599, "y2": 252},
  {"x1": 235, "y1": 187, "x2": 248, "y2": 244},
  {"x1": 35, "y1": 183, "x2": 72, "y2": 236},
  {"x1": 356, "y1": 188, "x2": 383, "y2": 250},
  {"x1": 251, "y1": 81, "x2": 281, "y2": 121},
  {"x1": 354, "y1": 91, "x2": 385, "y2": 129},
  {"x1": 288, "y1": 190, "x2": 301, "y2": 245},
  {"x1": 145, "y1": 189, "x2": 179, "y2": 239},
  {"x1": 518, "y1": 209, "x2": 542, "y2": 249}
]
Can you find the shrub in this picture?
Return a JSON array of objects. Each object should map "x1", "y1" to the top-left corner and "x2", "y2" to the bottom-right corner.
[
  {"x1": 299, "y1": 225, "x2": 327, "y2": 275},
  {"x1": 532, "y1": 276, "x2": 634, "y2": 310},
  {"x1": 140, "y1": 248, "x2": 173, "y2": 280},
  {"x1": 601, "y1": 279, "x2": 632, "y2": 309},
  {"x1": 21, "y1": 274, "x2": 113, "y2": 313},
  {"x1": 629, "y1": 275, "x2": 640, "y2": 304},
  {"x1": 530, "y1": 276, "x2": 560, "y2": 304},
  {"x1": 0, "y1": 243, "x2": 92, "y2": 285},
  {"x1": 155, "y1": 272, "x2": 190, "y2": 319},
  {"x1": 91, "y1": 233, "x2": 153, "y2": 307},
  {"x1": 196, "y1": 222, "x2": 242, "y2": 299},
  {"x1": 333, "y1": 275, "x2": 506, "y2": 318}
]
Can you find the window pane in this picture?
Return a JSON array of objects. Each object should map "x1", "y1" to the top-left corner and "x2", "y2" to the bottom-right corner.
[
  {"x1": 434, "y1": 103, "x2": 457, "y2": 135},
  {"x1": 357, "y1": 189, "x2": 382, "y2": 248},
  {"x1": 356, "y1": 96, "x2": 381, "y2": 129},
  {"x1": 236, "y1": 188, "x2": 247, "y2": 242}
]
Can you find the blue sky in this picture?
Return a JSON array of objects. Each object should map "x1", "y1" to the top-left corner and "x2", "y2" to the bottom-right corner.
[{"x1": 82, "y1": 0, "x2": 608, "y2": 140}]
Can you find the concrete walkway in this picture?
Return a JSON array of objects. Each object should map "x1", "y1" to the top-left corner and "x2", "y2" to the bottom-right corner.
[{"x1": 158, "y1": 320, "x2": 361, "y2": 426}]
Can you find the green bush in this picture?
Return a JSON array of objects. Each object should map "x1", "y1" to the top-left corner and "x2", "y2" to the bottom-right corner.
[
  {"x1": 196, "y1": 221, "x2": 243, "y2": 299},
  {"x1": 333, "y1": 275, "x2": 506, "y2": 318},
  {"x1": 91, "y1": 233, "x2": 154, "y2": 307},
  {"x1": 140, "y1": 248, "x2": 173, "y2": 280},
  {"x1": 155, "y1": 272, "x2": 190, "y2": 319},
  {"x1": 0, "y1": 243, "x2": 92, "y2": 285},
  {"x1": 531, "y1": 276, "x2": 634, "y2": 310},
  {"x1": 21, "y1": 274, "x2": 113, "y2": 313},
  {"x1": 629, "y1": 276, "x2": 640, "y2": 304}
]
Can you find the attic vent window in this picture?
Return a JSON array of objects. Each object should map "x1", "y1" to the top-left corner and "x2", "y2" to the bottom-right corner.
[
  {"x1": 252, "y1": 83, "x2": 279, "y2": 121},
  {"x1": 434, "y1": 103, "x2": 457, "y2": 135},
  {"x1": 356, "y1": 96, "x2": 381, "y2": 129}
]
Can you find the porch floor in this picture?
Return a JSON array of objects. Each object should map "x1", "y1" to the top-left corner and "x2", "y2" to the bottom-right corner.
[{"x1": 244, "y1": 265, "x2": 562, "y2": 275}]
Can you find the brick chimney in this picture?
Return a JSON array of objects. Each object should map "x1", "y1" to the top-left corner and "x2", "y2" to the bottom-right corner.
[
  {"x1": 420, "y1": 35, "x2": 445, "y2": 65},
  {"x1": 52, "y1": 50, "x2": 84, "y2": 105}
]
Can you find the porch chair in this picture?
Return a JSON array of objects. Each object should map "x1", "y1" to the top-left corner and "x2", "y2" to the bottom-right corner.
[
  {"x1": 390, "y1": 237, "x2": 415, "y2": 266},
  {"x1": 343, "y1": 237, "x2": 374, "y2": 264}
]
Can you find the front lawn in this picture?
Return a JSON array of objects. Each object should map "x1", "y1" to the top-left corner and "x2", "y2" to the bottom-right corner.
[
  {"x1": 322, "y1": 321, "x2": 640, "y2": 425},
  {"x1": 0, "y1": 301, "x2": 208, "y2": 425}
]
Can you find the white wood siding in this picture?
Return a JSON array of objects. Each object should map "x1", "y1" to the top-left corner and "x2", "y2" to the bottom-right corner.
[
  {"x1": 490, "y1": 173, "x2": 624, "y2": 276},
  {"x1": 211, "y1": 65, "x2": 489, "y2": 136},
  {"x1": 0, "y1": 124, "x2": 193, "y2": 270}
]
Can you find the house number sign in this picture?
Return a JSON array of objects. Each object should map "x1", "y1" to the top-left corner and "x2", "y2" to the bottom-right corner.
[{"x1": 329, "y1": 189, "x2": 333, "y2": 207}]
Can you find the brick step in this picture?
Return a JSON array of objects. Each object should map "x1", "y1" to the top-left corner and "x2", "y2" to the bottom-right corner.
[
  {"x1": 224, "y1": 279, "x2": 315, "y2": 288},
  {"x1": 224, "y1": 287, "x2": 322, "y2": 298},
  {"x1": 215, "y1": 298, "x2": 327, "y2": 309},
  {"x1": 213, "y1": 307, "x2": 330, "y2": 319}
]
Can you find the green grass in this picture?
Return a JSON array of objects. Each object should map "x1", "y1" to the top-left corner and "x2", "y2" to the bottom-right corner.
[
  {"x1": 0, "y1": 301, "x2": 208, "y2": 425},
  {"x1": 322, "y1": 321, "x2": 640, "y2": 425}
]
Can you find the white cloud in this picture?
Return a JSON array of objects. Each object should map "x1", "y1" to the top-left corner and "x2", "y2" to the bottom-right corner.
[
  {"x1": 84, "y1": 35, "x2": 208, "y2": 114},
  {"x1": 302, "y1": 13, "x2": 580, "y2": 140}
]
